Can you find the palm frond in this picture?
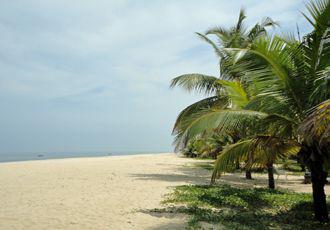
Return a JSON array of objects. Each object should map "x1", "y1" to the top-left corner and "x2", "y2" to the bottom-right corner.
[
  {"x1": 196, "y1": 32, "x2": 225, "y2": 58},
  {"x1": 205, "y1": 26, "x2": 231, "y2": 42},
  {"x1": 260, "y1": 114, "x2": 298, "y2": 138},
  {"x1": 250, "y1": 136, "x2": 300, "y2": 167},
  {"x1": 217, "y1": 79, "x2": 249, "y2": 108},
  {"x1": 170, "y1": 74, "x2": 222, "y2": 95},
  {"x1": 299, "y1": 99, "x2": 330, "y2": 147},
  {"x1": 236, "y1": 8, "x2": 247, "y2": 32},
  {"x1": 173, "y1": 96, "x2": 228, "y2": 135},
  {"x1": 309, "y1": 68, "x2": 330, "y2": 105},
  {"x1": 248, "y1": 17, "x2": 279, "y2": 41},
  {"x1": 175, "y1": 108, "x2": 267, "y2": 150},
  {"x1": 211, "y1": 139, "x2": 253, "y2": 181},
  {"x1": 302, "y1": 0, "x2": 330, "y2": 29},
  {"x1": 260, "y1": 17, "x2": 279, "y2": 28},
  {"x1": 302, "y1": 0, "x2": 330, "y2": 74},
  {"x1": 211, "y1": 136, "x2": 300, "y2": 182},
  {"x1": 226, "y1": 36, "x2": 307, "y2": 114}
]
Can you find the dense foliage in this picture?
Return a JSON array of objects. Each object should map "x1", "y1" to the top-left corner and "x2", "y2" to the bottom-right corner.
[{"x1": 171, "y1": 0, "x2": 329, "y2": 222}]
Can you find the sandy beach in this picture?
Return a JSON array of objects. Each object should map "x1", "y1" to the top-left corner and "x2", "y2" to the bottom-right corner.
[
  {"x1": 0, "y1": 153, "x2": 328, "y2": 230},
  {"x1": 0, "y1": 153, "x2": 209, "y2": 230}
]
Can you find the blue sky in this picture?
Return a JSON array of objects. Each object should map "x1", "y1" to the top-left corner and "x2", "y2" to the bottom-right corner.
[{"x1": 0, "y1": 0, "x2": 311, "y2": 154}]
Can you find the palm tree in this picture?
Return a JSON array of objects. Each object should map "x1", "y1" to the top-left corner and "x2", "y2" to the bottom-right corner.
[
  {"x1": 187, "y1": 133, "x2": 228, "y2": 159},
  {"x1": 211, "y1": 135, "x2": 300, "y2": 189},
  {"x1": 172, "y1": 0, "x2": 329, "y2": 221},
  {"x1": 171, "y1": 9, "x2": 277, "y2": 179}
]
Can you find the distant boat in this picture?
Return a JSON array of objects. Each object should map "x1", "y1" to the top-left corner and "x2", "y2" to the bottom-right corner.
[{"x1": 37, "y1": 154, "x2": 44, "y2": 158}]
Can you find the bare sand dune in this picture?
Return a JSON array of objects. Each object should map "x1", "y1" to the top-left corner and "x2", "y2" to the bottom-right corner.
[{"x1": 0, "y1": 153, "x2": 328, "y2": 229}]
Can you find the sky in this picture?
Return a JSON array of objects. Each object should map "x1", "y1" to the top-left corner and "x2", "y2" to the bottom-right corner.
[{"x1": 0, "y1": 0, "x2": 311, "y2": 154}]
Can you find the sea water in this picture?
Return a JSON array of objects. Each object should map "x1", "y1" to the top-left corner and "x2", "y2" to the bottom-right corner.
[{"x1": 0, "y1": 151, "x2": 165, "y2": 163}]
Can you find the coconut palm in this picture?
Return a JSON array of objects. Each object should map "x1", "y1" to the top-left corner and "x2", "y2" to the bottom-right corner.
[
  {"x1": 187, "y1": 133, "x2": 228, "y2": 159},
  {"x1": 172, "y1": 0, "x2": 329, "y2": 221},
  {"x1": 211, "y1": 136, "x2": 300, "y2": 189},
  {"x1": 171, "y1": 8, "x2": 277, "y2": 137},
  {"x1": 171, "y1": 9, "x2": 277, "y2": 178}
]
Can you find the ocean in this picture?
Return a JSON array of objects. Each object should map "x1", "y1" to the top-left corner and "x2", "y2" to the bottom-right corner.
[{"x1": 0, "y1": 151, "x2": 167, "y2": 163}]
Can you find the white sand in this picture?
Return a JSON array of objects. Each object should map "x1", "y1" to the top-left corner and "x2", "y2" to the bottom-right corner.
[
  {"x1": 0, "y1": 153, "x2": 328, "y2": 230},
  {"x1": 0, "y1": 153, "x2": 209, "y2": 230}
]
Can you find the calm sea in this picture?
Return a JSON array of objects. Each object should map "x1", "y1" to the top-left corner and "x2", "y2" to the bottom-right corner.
[{"x1": 0, "y1": 151, "x2": 167, "y2": 163}]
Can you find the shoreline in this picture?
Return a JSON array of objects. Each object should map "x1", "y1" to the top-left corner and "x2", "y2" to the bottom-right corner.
[{"x1": 0, "y1": 151, "x2": 172, "y2": 164}]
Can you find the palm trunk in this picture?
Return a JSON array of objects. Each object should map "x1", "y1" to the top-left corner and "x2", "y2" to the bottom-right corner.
[
  {"x1": 267, "y1": 163, "x2": 275, "y2": 189},
  {"x1": 245, "y1": 170, "x2": 252, "y2": 180},
  {"x1": 297, "y1": 156, "x2": 306, "y2": 172},
  {"x1": 300, "y1": 143, "x2": 328, "y2": 222},
  {"x1": 232, "y1": 135, "x2": 240, "y2": 170},
  {"x1": 210, "y1": 146, "x2": 222, "y2": 159},
  {"x1": 310, "y1": 155, "x2": 328, "y2": 222},
  {"x1": 235, "y1": 160, "x2": 240, "y2": 169},
  {"x1": 300, "y1": 164, "x2": 306, "y2": 172},
  {"x1": 245, "y1": 156, "x2": 253, "y2": 179}
]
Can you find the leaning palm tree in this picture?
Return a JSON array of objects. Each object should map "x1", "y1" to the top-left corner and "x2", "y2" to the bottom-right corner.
[{"x1": 172, "y1": 0, "x2": 329, "y2": 221}]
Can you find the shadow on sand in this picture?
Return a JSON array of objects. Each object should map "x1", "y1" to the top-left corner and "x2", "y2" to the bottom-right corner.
[{"x1": 130, "y1": 161, "x2": 212, "y2": 185}]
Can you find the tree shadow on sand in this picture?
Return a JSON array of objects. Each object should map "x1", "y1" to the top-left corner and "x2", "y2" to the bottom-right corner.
[
  {"x1": 130, "y1": 162, "x2": 212, "y2": 184},
  {"x1": 130, "y1": 161, "x2": 307, "y2": 189}
]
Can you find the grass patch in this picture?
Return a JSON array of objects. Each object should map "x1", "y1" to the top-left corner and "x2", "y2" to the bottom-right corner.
[{"x1": 159, "y1": 184, "x2": 329, "y2": 229}]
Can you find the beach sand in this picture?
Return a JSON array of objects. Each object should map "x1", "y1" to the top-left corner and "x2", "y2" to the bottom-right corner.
[
  {"x1": 0, "y1": 153, "x2": 328, "y2": 229},
  {"x1": 0, "y1": 153, "x2": 209, "y2": 230}
]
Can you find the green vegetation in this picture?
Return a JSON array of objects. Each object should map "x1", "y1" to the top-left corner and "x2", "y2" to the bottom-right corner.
[
  {"x1": 170, "y1": 0, "x2": 329, "y2": 221},
  {"x1": 279, "y1": 159, "x2": 304, "y2": 172},
  {"x1": 181, "y1": 133, "x2": 229, "y2": 159},
  {"x1": 160, "y1": 184, "x2": 329, "y2": 229}
]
